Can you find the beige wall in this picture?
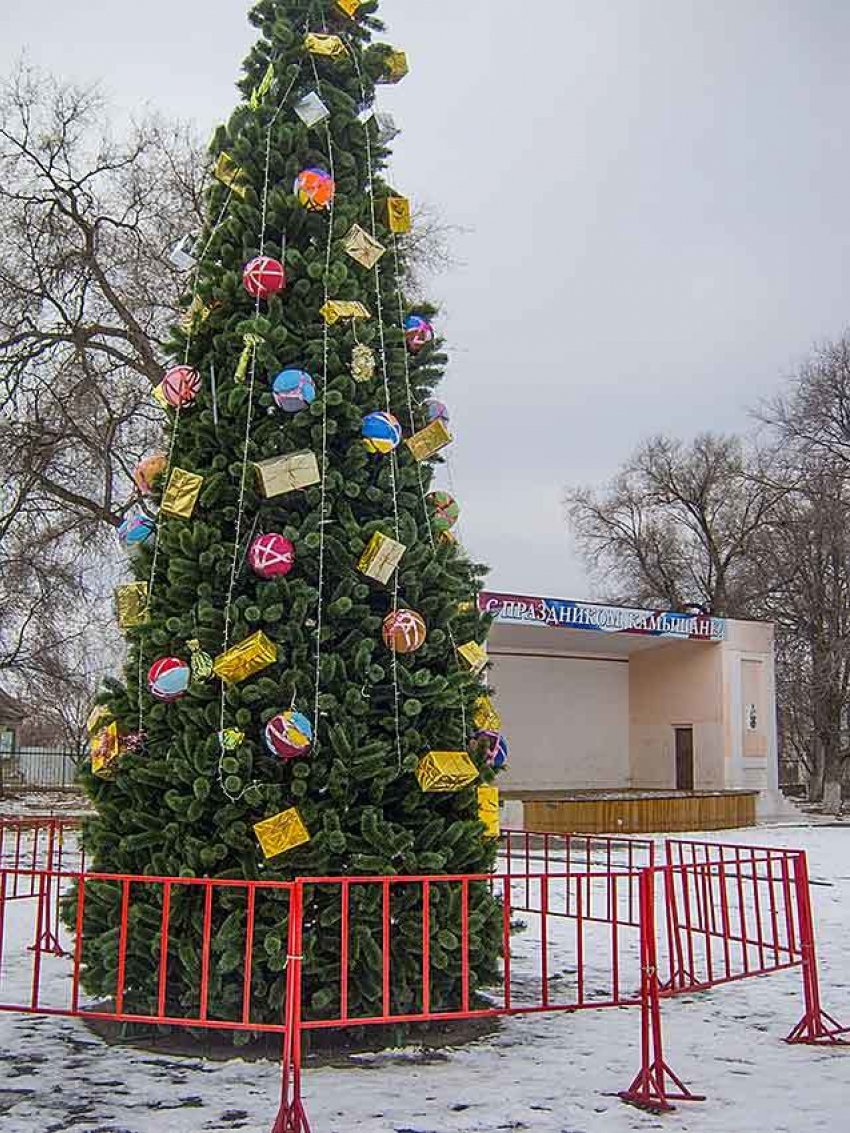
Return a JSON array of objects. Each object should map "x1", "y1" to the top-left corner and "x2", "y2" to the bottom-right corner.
[
  {"x1": 628, "y1": 641, "x2": 725, "y2": 788},
  {"x1": 488, "y1": 651, "x2": 630, "y2": 791}
]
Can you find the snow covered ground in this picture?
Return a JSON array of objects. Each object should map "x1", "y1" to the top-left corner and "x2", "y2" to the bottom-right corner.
[{"x1": 0, "y1": 823, "x2": 848, "y2": 1133}]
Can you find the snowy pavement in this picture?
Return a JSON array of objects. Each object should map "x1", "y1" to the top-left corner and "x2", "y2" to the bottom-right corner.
[{"x1": 0, "y1": 824, "x2": 848, "y2": 1133}]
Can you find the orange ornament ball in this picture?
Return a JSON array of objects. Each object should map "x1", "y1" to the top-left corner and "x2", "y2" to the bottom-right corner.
[{"x1": 382, "y1": 609, "x2": 427, "y2": 654}]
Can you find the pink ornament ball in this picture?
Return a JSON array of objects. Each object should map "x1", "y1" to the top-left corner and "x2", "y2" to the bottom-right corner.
[
  {"x1": 148, "y1": 657, "x2": 191, "y2": 703},
  {"x1": 404, "y1": 314, "x2": 434, "y2": 355},
  {"x1": 249, "y1": 533, "x2": 295, "y2": 580},
  {"x1": 162, "y1": 365, "x2": 202, "y2": 408},
  {"x1": 243, "y1": 256, "x2": 287, "y2": 299}
]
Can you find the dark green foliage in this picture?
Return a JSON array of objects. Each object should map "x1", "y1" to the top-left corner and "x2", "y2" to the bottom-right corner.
[{"x1": 68, "y1": 0, "x2": 503, "y2": 1038}]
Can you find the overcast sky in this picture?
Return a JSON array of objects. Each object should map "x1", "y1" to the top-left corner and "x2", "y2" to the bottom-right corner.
[{"x1": 4, "y1": 2, "x2": 850, "y2": 600}]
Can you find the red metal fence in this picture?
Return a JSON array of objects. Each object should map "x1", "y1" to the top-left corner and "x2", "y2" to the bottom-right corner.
[{"x1": 0, "y1": 819, "x2": 845, "y2": 1131}]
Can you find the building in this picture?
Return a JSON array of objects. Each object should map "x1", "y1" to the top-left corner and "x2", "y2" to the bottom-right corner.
[
  {"x1": 0, "y1": 687, "x2": 26, "y2": 753},
  {"x1": 479, "y1": 591, "x2": 795, "y2": 831}
]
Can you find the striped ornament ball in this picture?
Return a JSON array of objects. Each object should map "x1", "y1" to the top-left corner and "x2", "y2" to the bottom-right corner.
[
  {"x1": 272, "y1": 369, "x2": 316, "y2": 413},
  {"x1": 162, "y1": 365, "x2": 202, "y2": 408},
  {"x1": 249, "y1": 533, "x2": 295, "y2": 580},
  {"x1": 362, "y1": 411, "x2": 402, "y2": 454},
  {"x1": 265, "y1": 710, "x2": 313, "y2": 761},
  {"x1": 148, "y1": 657, "x2": 191, "y2": 703},
  {"x1": 243, "y1": 255, "x2": 286, "y2": 299},
  {"x1": 382, "y1": 609, "x2": 427, "y2": 654}
]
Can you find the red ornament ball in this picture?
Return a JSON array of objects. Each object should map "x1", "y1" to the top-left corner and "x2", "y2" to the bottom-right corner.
[
  {"x1": 382, "y1": 609, "x2": 427, "y2": 654},
  {"x1": 249, "y1": 533, "x2": 295, "y2": 579},
  {"x1": 162, "y1": 365, "x2": 201, "y2": 408},
  {"x1": 148, "y1": 657, "x2": 191, "y2": 703},
  {"x1": 243, "y1": 256, "x2": 286, "y2": 299},
  {"x1": 265, "y1": 710, "x2": 313, "y2": 761}
]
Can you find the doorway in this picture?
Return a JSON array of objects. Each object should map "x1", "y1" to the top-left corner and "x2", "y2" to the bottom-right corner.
[{"x1": 675, "y1": 727, "x2": 694, "y2": 790}]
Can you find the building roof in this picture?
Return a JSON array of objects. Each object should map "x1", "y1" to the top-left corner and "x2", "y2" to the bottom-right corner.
[{"x1": 0, "y1": 687, "x2": 27, "y2": 722}]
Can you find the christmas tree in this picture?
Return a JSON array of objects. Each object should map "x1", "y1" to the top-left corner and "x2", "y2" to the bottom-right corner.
[{"x1": 74, "y1": 0, "x2": 505, "y2": 1035}]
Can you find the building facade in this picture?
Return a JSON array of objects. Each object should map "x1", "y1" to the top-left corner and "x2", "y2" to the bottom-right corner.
[{"x1": 480, "y1": 591, "x2": 789, "y2": 821}]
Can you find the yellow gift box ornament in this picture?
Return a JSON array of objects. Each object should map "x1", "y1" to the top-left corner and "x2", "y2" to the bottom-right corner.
[
  {"x1": 320, "y1": 300, "x2": 371, "y2": 326},
  {"x1": 336, "y1": 0, "x2": 363, "y2": 16},
  {"x1": 416, "y1": 751, "x2": 479, "y2": 793},
  {"x1": 115, "y1": 582, "x2": 150, "y2": 629},
  {"x1": 213, "y1": 152, "x2": 249, "y2": 200},
  {"x1": 305, "y1": 33, "x2": 347, "y2": 60},
  {"x1": 385, "y1": 196, "x2": 412, "y2": 234},
  {"x1": 406, "y1": 420, "x2": 453, "y2": 462},
  {"x1": 254, "y1": 808, "x2": 311, "y2": 860},
  {"x1": 161, "y1": 468, "x2": 204, "y2": 519},
  {"x1": 91, "y1": 722, "x2": 120, "y2": 779},
  {"x1": 342, "y1": 224, "x2": 387, "y2": 270},
  {"x1": 357, "y1": 531, "x2": 406, "y2": 585},
  {"x1": 458, "y1": 641, "x2": 488, "y2": 674},
  {"x1": 255, "y1": 451, "x2": 321, "y2": 499},
  {"x1": 86, "y1": 704, "x2": 114, "y2": 736},
  {"x1": 477, "y1": 787, "x2": 500, "y2": 838},
  {"x1": 213, "y1": 630, "x2": 277, "y2": 685},
  {"x1": 473, "y1": 696, "x2": 502, "y2": 733},
  {"x1": 379, "y1": 49, "x2": 409, "y2": 85}
]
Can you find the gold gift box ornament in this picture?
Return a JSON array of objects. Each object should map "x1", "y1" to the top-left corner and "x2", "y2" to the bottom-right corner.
[
  {"x1": 86, "y1": 704, "x2": 114, "y2": 736},
  {"x1": 115, "y1": 582, "x2": 150, "y2": 629},
  {"x1": 255, "y1": 451, "x2": 321, "y2": 499},
  {"x1": 406, "y1": 420, "x2": 453, "y2": 463},
  {"x1": 305, "y1": 33, "x2": 347, "y2": 60},
  {"x1": 336, "y1": 0, "x2": 363, "y2": 17},
  {"x1": 342, "y1": 224, "x2": 387, "y2": 270},
  {"x1": 91, "y1": 722, "x2": 120, "y2": 780},
  {"x1": 161, "y1": 468, "x2": 204, "y2": 519},
  {"x1": 213, "y1": 152, "x2": 248, "y2": 200},
  {"x1": 458, "y1": 641, "x2": 488, "y2": 674},
  {"x1": 357, "y1": 531, "x2": 406, "y2": 585},
  {"x1": 477, "y1": 786, "x2": 500, "y2": 838},
  {"x1": 254, "y1": 808, "x2": 311, "y2": 860},
  {"x1": 213, "y1": 630, "x2": 277, "y2": 685},
  {"x1": 385, "y1": 196, "x2": 412, "y2": 235},
  {"x1": 473, "y1": 696, "x2": 502, "y2": 733},
  {"x1": 416, "y1": 751, "x2": 479, "y2": 793},
  {"x1": 379, "y1": 49, "x2": 409, "y2": 85},
  {"x1": 320, "y1": 300, "x2": 372, "y2": 326}
]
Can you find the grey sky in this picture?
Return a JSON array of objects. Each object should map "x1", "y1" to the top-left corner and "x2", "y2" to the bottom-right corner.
[{"x1": 4, "y1": 2, "x2": 850, "y2": 599}]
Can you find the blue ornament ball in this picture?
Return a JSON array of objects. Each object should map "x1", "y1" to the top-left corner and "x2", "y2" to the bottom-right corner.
[
  {"x1": 273, "y1": 368, "x2": 316, "y2": 413},
  {"x1": 474, "y1": 730, "x2": 509, "y2": 771},
  {"x1": 362, "y1": 411, "x2": 403, "y2": 455},
  {"x1": 118, "y1": 514, "x2": 156, "y2": 551},
  {"x1": 404, "y1": 314, "x2": 435, "y2": 354},
  {"x1": 423, "y1": 398, "x2": 450, "y2": 426}
]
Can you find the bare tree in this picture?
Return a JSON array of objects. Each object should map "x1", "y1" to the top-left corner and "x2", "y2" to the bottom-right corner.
[{"x1": 566, "y1": 433, "x2": 783, "y2": 618}]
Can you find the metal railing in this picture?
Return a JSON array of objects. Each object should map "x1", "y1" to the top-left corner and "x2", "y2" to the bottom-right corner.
[{"x1": 0, "y1": 748, "x2": 82, "y2": 793}]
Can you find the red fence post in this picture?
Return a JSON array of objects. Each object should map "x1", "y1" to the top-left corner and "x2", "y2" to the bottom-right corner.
[
  {"x1": 786, "y1": 853, "x2": 849, "y2": 1046},
  {"x1": 272, "y1": 881, "x2": 311, "y2": 1133},
  {"x1": 620, "y1": 867, "x2": 705, "y2": 1112}
]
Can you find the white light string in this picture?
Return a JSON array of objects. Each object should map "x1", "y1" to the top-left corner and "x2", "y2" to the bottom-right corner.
[
  {"x1": 216, "y1": 67, "x2": 302, "y2": 800},
  {"x1": 348, "y1": 44, "x2": 470, "y2": 749},
  {"x1": 307, "y1": 51, "x2": 336, "y2": 751},
  {"x1": 347, "y1": 46, "x2": 405, "y2": 774}
]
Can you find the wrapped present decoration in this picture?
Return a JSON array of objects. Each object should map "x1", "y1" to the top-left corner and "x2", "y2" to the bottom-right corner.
[
  {"x1": 336, "y1": 0, "x2": 363, "y2": 16},
  {"x1": 213, "y1": 152, "x2": 248, "y2": 199},
  {"x1": 161, "y1": 468, "x2": 204, "y2": 518},
  {"x1": 385, "y1": 196, "x2": 412, "y2": 234},
  {"x1": 342, "y1": 224, "x2": 387, "y2": 270},
  {"x1": 415, "y1": 750, "x2": 479, "y2": 793},
  {"x1": 115, "y1": 582, "x2": 150, "y2": 629},
  {"x1": 305, "y1": 32, "x2": 347, "y2": 60},
  {"x1": 294, "y1": 90, "x2": 330, "y2": 128},
  {"x1": 320, "y1": 299, "x2": 371, "y2": 325},
  {"x1": 473, "y1": 695, "x2": 502, "y2": 733},
  {"x1": 87, "y1": 704, "x2": 114, "y2": 736},
  {"x1": 91, "y1": 722, "x2": 120, "y2": 780},
  {"x1": 477, "y1": 786, "x2": 500, "y2": 838},
  {"x1": 255, "y1": 451, "x2": 321, "y2": 499},
  {"x1": 405, "y1": 419, "x2": 453, "y2": 462},
  {"x1": 458, "y1": 640, "x2": 488, "y2": 674},
  {"x1": 379, "y1": 49, "x2": 409, "y2": 85},
  {"x1": 254, "y1": 807, "x2": 311, "y2": 860},
  {"x1": 351, "y1": 344, "x2": 376, "y2": 382},
  {"x1": 213, "y1": 630, "x2": 277, "y2": 685},
  {"x1": 357, "y1": 531, "x2": 406, "y2": 584}
]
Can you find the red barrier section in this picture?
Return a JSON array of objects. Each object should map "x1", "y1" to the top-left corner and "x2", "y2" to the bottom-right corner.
[{"x1": 0, "y1": 822, "x2": 844, "y2": 1130}]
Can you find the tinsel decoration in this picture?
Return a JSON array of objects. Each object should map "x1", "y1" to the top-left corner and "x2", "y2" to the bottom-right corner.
[{"x1": 351, "y1": 343, "x2": 376, "y2": 382}]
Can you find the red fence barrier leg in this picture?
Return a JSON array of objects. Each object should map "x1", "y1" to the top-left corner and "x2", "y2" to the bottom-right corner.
[
  {"x1": 272, "y1": 882, "x2": 311, "y2": 1133},
  {"x1": 620, "y1": 868, "x2": 706, "y2": 1112},
  {"x1": 786, "y1": 854, "x2": 849, "y2": 1046}
]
